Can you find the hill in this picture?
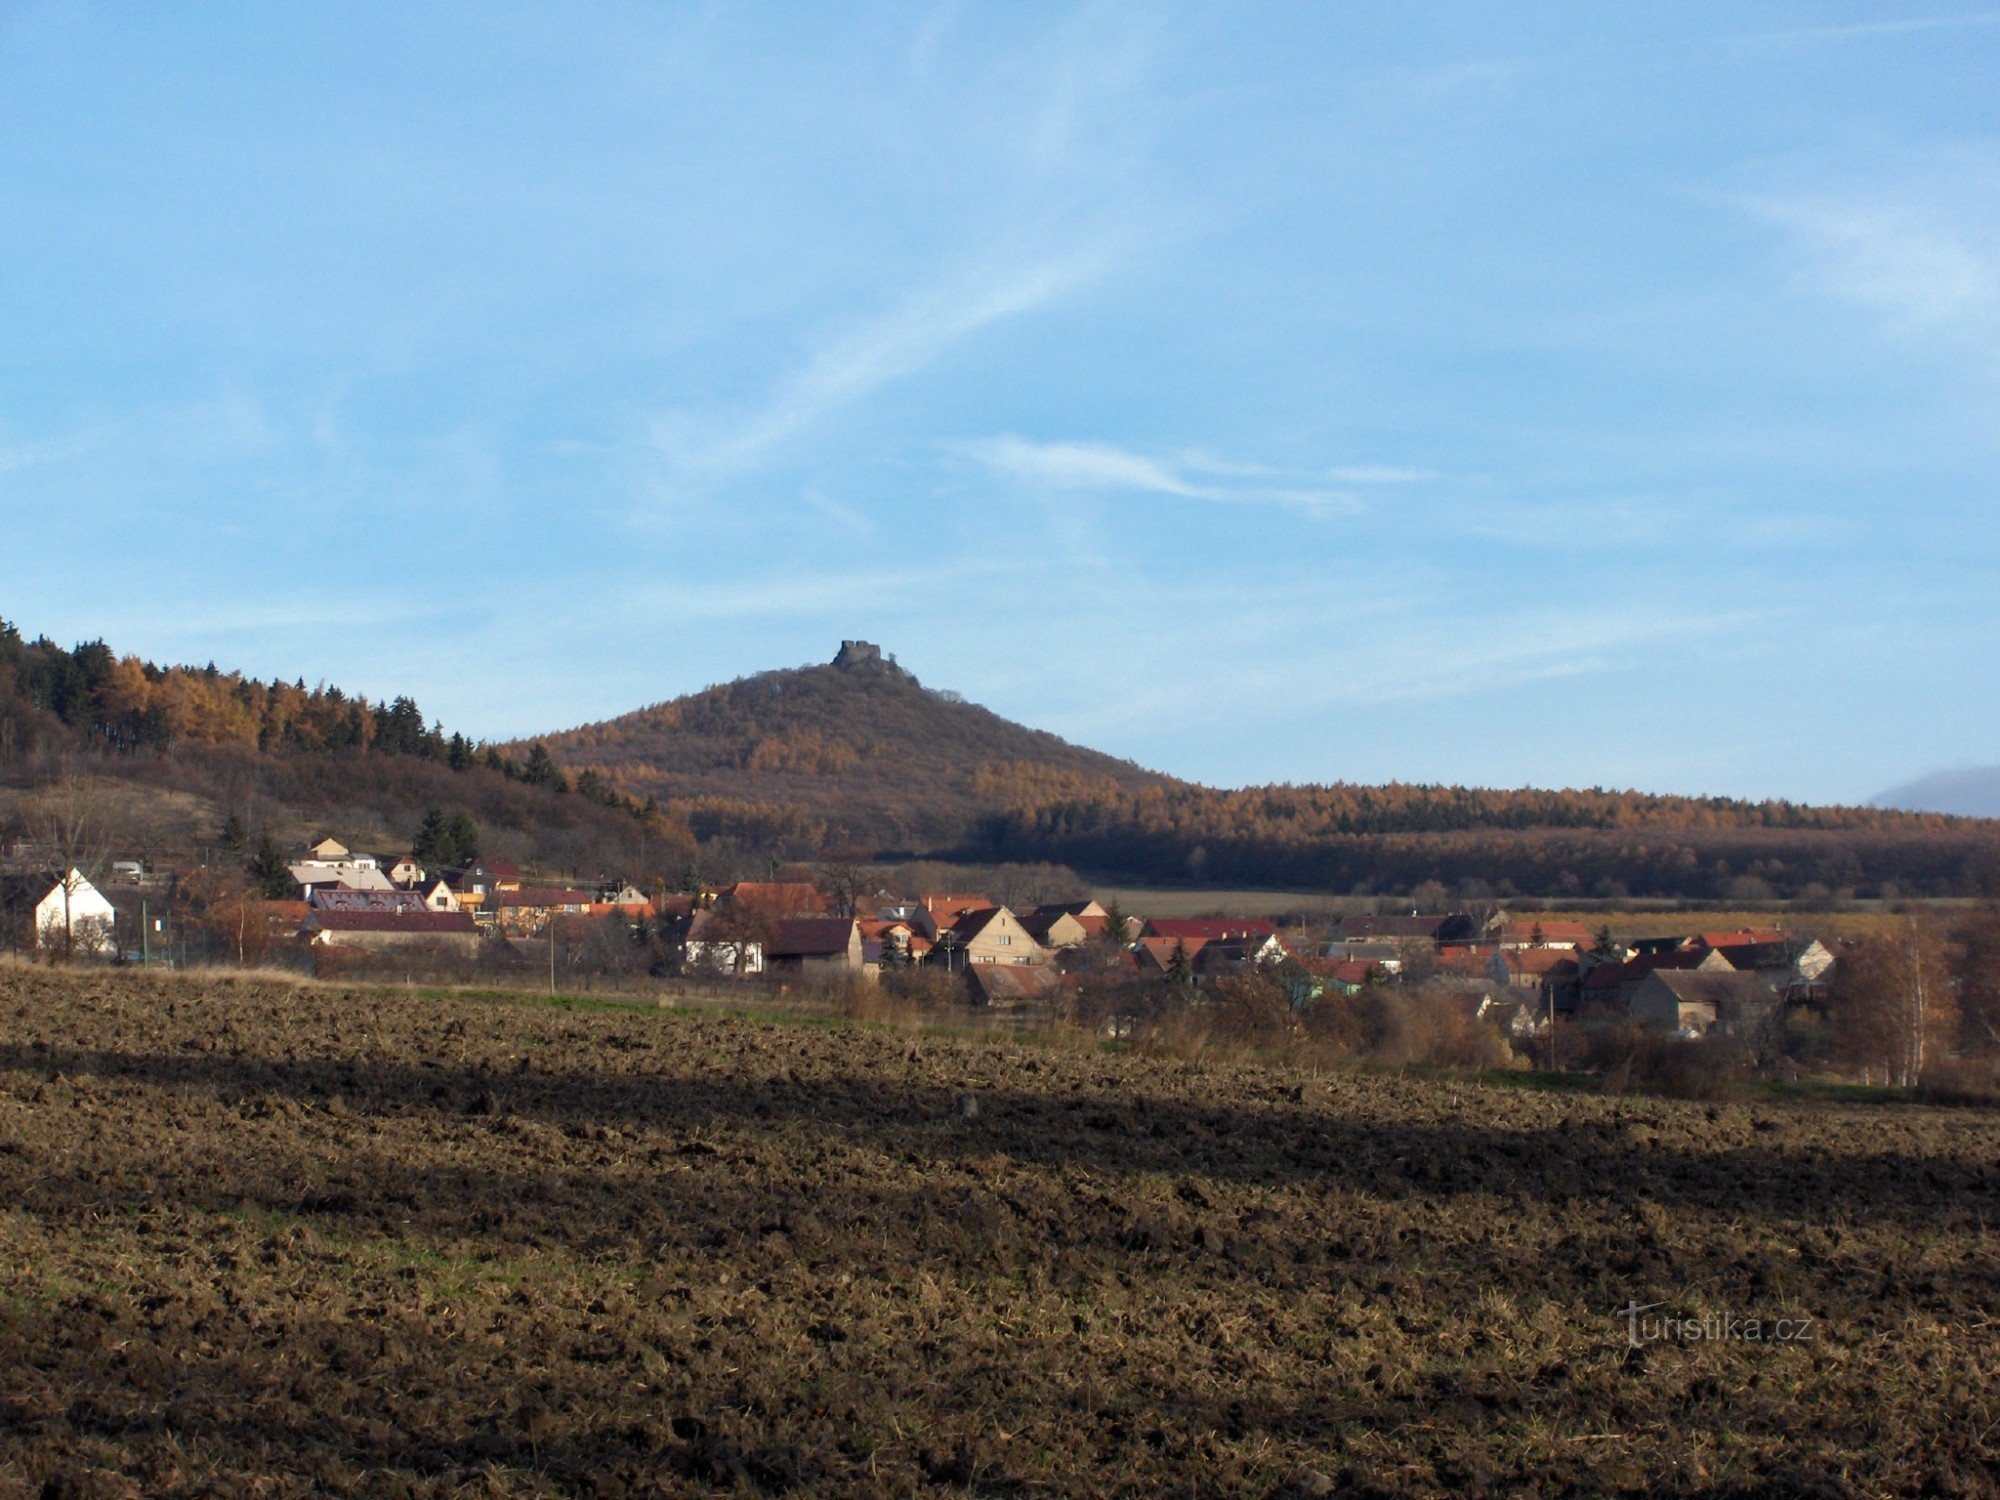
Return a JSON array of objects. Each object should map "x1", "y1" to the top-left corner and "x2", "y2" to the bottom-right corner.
[
  {"x1": 1875, "y1": 767, "x2": 2000, "y2": 820},
  {"x1": 519, "y1": 641, "x2": 1174, "y2": 854}
]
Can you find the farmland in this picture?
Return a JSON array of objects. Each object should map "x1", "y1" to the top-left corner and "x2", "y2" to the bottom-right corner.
[{"x1": 1, "y1": 967, "x2": 1996, "y2": 1495}]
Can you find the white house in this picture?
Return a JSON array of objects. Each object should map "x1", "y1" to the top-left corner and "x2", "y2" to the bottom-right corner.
[
  {"x1": 421, "y1": 878, "x2": 462, "y2": 912},
  {"x1": 36, "y1": 870, "x2": 117, "y2": 956}
]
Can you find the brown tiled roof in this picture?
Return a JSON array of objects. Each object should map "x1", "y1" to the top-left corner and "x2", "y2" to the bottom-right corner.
[{"x1": 768, "y1": 918, "x2": 856, "y2": 958}]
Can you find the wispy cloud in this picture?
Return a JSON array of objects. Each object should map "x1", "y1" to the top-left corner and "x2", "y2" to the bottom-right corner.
[
  {"x1": 1736, "y1": 11, "x2": 2000, "y2": 47},
  {"x1": 655, "y1": 248, "x2": 1117, "y2": 485},
  {"x1": 960, "y1": 434, "x2": 1384, "y2": 514},
  {"x1": 1748, "y1": 187, "x2": 2000, "y2": 345}
]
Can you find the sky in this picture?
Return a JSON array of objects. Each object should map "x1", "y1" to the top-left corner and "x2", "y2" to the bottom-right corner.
[{"x1": 2, "y1": 3, "x2": 1997, "y2": 806}]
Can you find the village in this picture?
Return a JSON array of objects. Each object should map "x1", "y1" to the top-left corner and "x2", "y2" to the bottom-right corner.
[{"x1": 1, "y1": 832, "x2": 1843, "y2": 1045}]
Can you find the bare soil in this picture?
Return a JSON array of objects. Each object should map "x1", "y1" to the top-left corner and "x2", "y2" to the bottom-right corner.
[{"x1": 1, "y1": 967, "x2": 1995, "y2": 1496}]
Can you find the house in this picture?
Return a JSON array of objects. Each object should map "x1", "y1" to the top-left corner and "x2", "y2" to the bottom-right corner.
[
  {"x1": 966, "y1": 964, "x2": 1065, "y2": 1009},
  {"x1": 493, "y1": 888, "x2": 595, "y2": 938},
  {"x1": 860, "y1": 917, "x2": 929, "y2": 965},
  {"x1": 301, "y1": 908, "x2": 480, "y2": 956},
  {"x1": 449, "y1": 863, "x2": 501, "y2": 910},
  {"x1": 304, "y1": 836, "x2": 351, "y2": 861},
  {"x1": 1021, "y1": 900, "x2": 1114, "y2": 950},
  {"x1": 1133, "y1": 935, "x2": 1205, "y2": 976},
  {"x1": 386, "y1": 854, "x2": 426, "y2": 887},
  {"x1": 1628, "y1": 969, "x2": 1777, "y2": 1037},
  {"x1": 1486, "y1": 946, "x2": 1580, "y2": 1002},
  {"x1": 918, "y1": 893, "x2": 994, "y2": 938},
  {"x1": 33, "y1": 869, "x2": 118, "y2": 956},
  {"x1": 596, "y1": 882, "x2": 651, "y2": 912},
  {"x1": 766, "y1": 917, "x2": 865, "y2": 974},
  {"x1": 420, "y1": 878, "x2": 461, "y2": 913},
  {"x1": 937, "y1": 905, "x2": 1046, "y2": 968},
  {"x1": 672, "y1": 907, "x2": 766, "y2": 976}
]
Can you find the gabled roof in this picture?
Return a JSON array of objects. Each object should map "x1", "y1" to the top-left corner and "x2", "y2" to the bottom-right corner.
[
  {"x1": 921, "y1": 893, "x2": 993, "y2": 926},
  {"x1": 768, "y1": 917, "x2": 857, "y2": 957},
  {"x1": 950, "y1": 905, "x2": 1034, "y2": 945},
  {"x1": 1134, "y1": 935, "x2": 1206, "y2": 970}
]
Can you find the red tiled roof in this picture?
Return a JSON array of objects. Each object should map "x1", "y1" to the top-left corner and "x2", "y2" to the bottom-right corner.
[
  {"x1": 921, "y1": 893, "x2": 993, "y2": 926},
  {"x1": 1694, "y1": 929, "x2": 1785, "y2": 950}
]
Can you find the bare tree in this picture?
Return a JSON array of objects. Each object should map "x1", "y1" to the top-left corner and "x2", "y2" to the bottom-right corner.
[{"x1": 27, "y1": 761, "x2": 115, "y2": 960}]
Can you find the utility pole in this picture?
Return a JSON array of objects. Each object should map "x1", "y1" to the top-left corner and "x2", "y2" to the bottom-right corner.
[{"x1": 549, "y1": 918, "x2": 557, "y2": 996}]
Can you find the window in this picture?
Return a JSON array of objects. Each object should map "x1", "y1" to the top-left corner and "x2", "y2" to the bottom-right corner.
[{"x1": 995, "y1": 935, "x2": 1011, "y2": 945}]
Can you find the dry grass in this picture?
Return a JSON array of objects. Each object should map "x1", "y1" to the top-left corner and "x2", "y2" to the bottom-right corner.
[{"x1": 1, "y1": 967, "x2": 1995, "y2": 1495}]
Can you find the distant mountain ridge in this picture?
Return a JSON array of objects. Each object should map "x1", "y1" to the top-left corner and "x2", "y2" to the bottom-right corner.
[{"x1": 1874, "y1": 768, "x2": 2000, "y2": 820}]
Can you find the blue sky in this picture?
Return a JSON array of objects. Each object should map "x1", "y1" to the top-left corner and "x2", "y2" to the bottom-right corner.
[{"x1": 3, "y1": 3, "x2": 1997, "y2": 804}]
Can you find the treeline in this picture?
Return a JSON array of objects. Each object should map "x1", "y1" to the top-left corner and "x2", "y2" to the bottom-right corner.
[
  {"x1": 959, "y1": 784, "x2": 2000, "y2": 900},
  {"x1": 0, "y1": 617, "x2": 620, "y2": 796}
]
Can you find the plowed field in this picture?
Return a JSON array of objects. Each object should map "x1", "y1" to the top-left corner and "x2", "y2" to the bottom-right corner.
[{"x1": 1, "y1": 968, "x2": 1995, "y2": 1496}]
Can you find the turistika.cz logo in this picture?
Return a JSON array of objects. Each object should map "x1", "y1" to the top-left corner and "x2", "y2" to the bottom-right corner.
[{"x1": 1617, "y1": 1301, "x2": 1814, "y2": 1348}]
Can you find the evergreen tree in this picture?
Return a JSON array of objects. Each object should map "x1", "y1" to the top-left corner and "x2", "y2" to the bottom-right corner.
[
  {"x1": 523, "y1": 743, "x2": 569, "y2": 793},
  {"x1": 245, "y1": 834, "x2": 292, "y2": 900}
]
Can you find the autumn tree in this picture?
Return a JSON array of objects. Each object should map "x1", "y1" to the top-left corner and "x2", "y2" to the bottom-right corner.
[{"x1": 1832, "y1": 919, "x2": 1957, "y2": 1088}]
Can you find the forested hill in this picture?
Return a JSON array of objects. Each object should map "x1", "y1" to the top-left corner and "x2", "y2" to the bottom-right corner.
[
  {"x1": 529, "y1": 642, "x2": 2000, "y2": 899},
  {"x1": 516, "y1": 641, "x2": 1175, "y2": 854}
]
